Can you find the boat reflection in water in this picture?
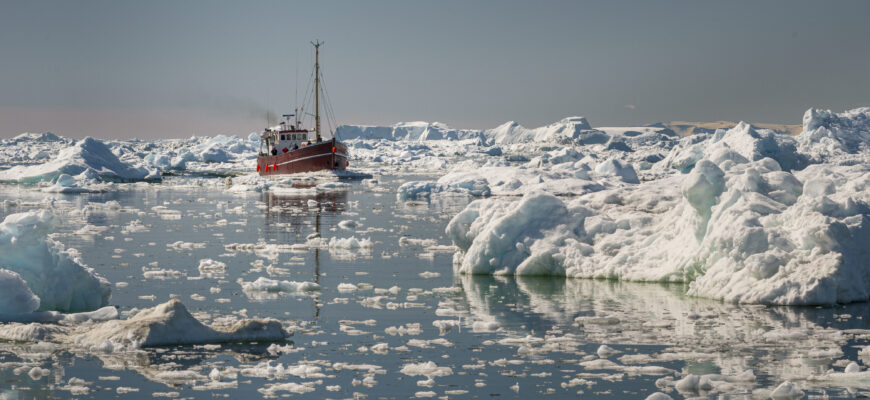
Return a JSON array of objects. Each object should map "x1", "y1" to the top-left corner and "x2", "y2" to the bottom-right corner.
[
  {"x1": 260, "y1": 187, "x2": 347, "y2": 233},
  {"x1": 258, "y1": 186, "x2": 348, "y2": 321}
]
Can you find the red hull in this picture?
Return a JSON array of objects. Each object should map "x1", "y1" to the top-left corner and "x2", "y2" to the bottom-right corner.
[{"x1": 257, "y1": 138, "x2": 348, "y2": 176}]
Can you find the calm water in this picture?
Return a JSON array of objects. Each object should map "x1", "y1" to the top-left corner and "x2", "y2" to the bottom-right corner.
[{"x1": 1, "y1": 176, "x2": 870, "y2": 399}]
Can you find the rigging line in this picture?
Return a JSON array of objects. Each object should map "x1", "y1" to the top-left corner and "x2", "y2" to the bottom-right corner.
[
  {"x1": 320, "y1": 73, "x2": 333, "y2": 137},
  {"x1": 298, "y1": 45, "x2": 315, "y2": 121},
  {"x1": 316, "y1": 55, "x2": 334, "y2": 136},
  {"x1": 294, "y1": 48, "x2": 299, "y2": 112},
  {"x1": 299, "y1": 67, "x2": 316, "y2": 127},
  {"x1": 318, "y1": 71, "x2": 332, "y2": 126},
  {"x1": 320, "y1": 72, "x2": 340, "y2": 139}
]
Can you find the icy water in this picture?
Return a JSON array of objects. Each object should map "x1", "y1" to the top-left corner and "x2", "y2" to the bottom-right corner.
[{"x1": 2, "y1": 176, "x2": 870, "y2": 399}]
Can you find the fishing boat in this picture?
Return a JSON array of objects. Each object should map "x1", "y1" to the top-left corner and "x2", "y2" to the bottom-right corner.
[{"x1": 257, "y1": 41, "x2": 349, "y2": 175}]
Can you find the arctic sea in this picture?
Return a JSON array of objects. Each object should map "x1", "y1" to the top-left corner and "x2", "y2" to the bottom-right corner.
[{"x1": 0, "y1": 176, "x2": 869, "y2": 399}]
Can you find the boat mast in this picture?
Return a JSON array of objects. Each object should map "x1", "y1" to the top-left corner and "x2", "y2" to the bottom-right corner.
[{"x1": 312, "y1": 40, "x2": 323, "y2": 142}]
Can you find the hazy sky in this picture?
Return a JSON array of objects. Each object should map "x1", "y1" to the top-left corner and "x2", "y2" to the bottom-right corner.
[{"x1": 1, "y1": 0, "x2": 869, "y2": 139}]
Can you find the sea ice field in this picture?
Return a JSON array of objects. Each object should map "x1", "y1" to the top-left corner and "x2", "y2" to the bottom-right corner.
[{"x1": 1, "y1": 107, "x2": 870, "y2": 398}]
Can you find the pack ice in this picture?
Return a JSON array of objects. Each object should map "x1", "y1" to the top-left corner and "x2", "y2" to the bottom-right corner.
[{"x1": 447, "y1": 108, "x2": 870, "y2": 305}]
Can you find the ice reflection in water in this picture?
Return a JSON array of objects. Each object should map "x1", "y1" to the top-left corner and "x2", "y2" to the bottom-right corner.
[{"x1": 455, "y1": 274, "x2": 870, "y2": 397}]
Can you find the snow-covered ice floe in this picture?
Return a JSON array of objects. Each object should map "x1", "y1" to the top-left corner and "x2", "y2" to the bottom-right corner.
[
  {"x1": 0, "y1": 299, "x2": 288, "y2": 350},
  {"x1": 74, "y1": 299, "x2": 288, "y2": 349},
  {"x1": 447, "y1": 108, "x2": 870, "y2": 305}
]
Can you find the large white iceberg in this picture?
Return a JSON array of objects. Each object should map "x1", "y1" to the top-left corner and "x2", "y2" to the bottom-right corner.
[
  {"x1": 0, "y1": 137, "x2": 150, "y2": 182},
  {"x1": 448, "y1": 154, "x2": 870, "y2": 305},
  {"x1": 0, "y1": 210, "x2": 111, "y2": 313}
]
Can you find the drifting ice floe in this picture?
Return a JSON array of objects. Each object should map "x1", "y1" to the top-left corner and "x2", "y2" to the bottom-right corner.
[
  {"x1": 0, "y1": 300, "x2": 287, "y2": 351},
  {"x1": 75, "y1": 299, "x2": 288, "y2": 349},
  {"x1": 240, "y1": 277, "x2": 320, "y2": 299}
]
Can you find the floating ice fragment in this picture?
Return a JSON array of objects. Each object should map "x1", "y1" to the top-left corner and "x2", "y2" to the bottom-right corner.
[
  {"x1": 770, "y1": 381, "x2": 804, "y2": 399},
  {"x1": 645, "y1": 393, "x2": 673, "y2": 400},
  {"x1": 197, "y1": 259, "x2": 226, "y2": 274},
  {"x1": 240, "y1": 277, "x2": 320, "y2": 297},
  {"x1": 597, "y1": 344, "x2": 620, "y2": 358}
]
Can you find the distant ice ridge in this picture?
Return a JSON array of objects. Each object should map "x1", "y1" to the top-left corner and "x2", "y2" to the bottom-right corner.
[
  {"x1": 337, "y1": 121, "x2": 483, "y2": 141},
  {"x1": 0, "y1": 137, "x2": 152, "y2": 183},
  {"x1": 338, "y1": 116, "x2": 677, "y2": 146},
  {"x1": 447, "y1": 152, "x2": 870, "y2": 305},
  {"x1": 0, "y1": 211, "x2": 111, "y2": 314}
]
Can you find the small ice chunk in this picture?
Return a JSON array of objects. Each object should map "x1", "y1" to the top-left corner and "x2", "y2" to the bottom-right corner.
[
  {"x1": 338, "y1": 283, "x2": 358, "y2": 292},
  {"x1": 198, "y1": 259, "x2": 227, "y2": 274},
  {"x1": 597, "y1": 344, "x2": 620, "y2": 358},
  {"x1": 338, "y1": 220, "x2": 357, "y2": 230},
  {"x1": 770, "y1": 381, "x2": 804, "y2": 399},
  {"x1": 645, "y1": 393, "x2": 673, "y2": 400}
]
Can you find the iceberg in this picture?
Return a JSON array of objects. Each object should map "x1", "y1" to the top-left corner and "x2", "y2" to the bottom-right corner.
[
  {"x1": 0, "y1": 137, "x2": 150, "y2": 182},
  {"x1": 448, "y1": 152, "x2": 870, "y2": 305},
  {"x1": 0, "y1": 210, "x2": 111, "y2": 313}
]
